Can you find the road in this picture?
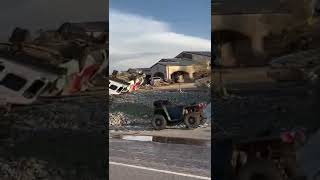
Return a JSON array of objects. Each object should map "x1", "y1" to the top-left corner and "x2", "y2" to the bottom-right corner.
[{"x1": 109, "y1": 138, "x2": 211, "y2": 180}]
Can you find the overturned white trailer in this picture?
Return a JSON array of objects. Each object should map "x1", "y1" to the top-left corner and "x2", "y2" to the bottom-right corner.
[
  {"x1": 109, "y1": 77, "x2": 130, "y2": 95},
  {"x1": 0, "y1": 53, "x2": 62, "y2": 106}
]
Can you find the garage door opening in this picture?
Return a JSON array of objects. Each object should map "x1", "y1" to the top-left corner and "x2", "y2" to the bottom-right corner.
[
  {"x1": 171, "y1": 71, "x2": 191, "y2": 83},
  {"x1": 214, "y1": 30, "x2": 257, "y2": 67}
]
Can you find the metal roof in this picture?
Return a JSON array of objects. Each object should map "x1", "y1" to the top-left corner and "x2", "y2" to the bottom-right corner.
[
  {"x1": 156, "y1": 58, "x2": 197, "y2": 67},
  {"x1": 179, "y1": 51, "x2": 211, "y2": 57}
]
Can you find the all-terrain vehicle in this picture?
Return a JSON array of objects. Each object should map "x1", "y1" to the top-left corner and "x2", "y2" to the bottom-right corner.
[{"x1": 151, "y1": 100, "x2": 207, "y2": 130}]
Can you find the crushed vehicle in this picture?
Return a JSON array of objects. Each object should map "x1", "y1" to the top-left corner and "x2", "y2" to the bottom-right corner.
[
  {"x1": 0, "y1": 22, "x2": 108, "y2": 106},
  {"x1": 151, "y1": 100, "x2": 207, "y2": 130}
]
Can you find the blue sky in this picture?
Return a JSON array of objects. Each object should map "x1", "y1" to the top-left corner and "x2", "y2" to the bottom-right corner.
[
  {"x1": 110, "y1": 0, "x2": 211, "y2": 40},
  {"x1": 109, "y1": 0, "x2": 211, "y2": 71}
]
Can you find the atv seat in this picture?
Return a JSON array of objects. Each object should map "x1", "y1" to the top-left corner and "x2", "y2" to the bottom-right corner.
[
  {"x1": 153, "y1": 100, "x2": 184, "y2": 120},
  {"x1": 153, "y1": 100, "x2": 171, "y2": 107}
]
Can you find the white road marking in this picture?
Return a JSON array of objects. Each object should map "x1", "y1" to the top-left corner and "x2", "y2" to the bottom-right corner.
[
  {"x1": 121, "y1": 135, "x2": 153, "y2": 142},
  {"x1": 109, "y1": 161, "x2": 211, "y2": 180}
]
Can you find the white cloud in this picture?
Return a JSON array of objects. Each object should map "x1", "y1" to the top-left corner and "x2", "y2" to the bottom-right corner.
[{"x1": 109, "y1": 9, "x2": 211, "y2": 72}]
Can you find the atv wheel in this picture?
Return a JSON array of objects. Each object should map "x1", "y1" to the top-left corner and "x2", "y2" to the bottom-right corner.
[
  {"x1": 184, "y1": 112, "x2": 200, "y2": 129},
  {"x1": 200, "y1": 112, "x2": 206, "y2": 125},
  {"x1": 238, "y1": 160, "x2": 284, "y2": 180},
  {"x1": 152, "y1": 115, "x2": 167, "y2": 130}
]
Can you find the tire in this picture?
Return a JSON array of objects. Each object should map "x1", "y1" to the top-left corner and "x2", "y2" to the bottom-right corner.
[
  {"x1": 184, "y1": 112, "x2": 200, "y2": 129},
  {"x1": 199, "y1": 112, "x2": 206, "y2": 125},
  {"x1": 238, "y1": 160, "x2": 284, "y2": 180},
  {"x1": 152, "y1": 115, "x2": 167, "y2": 130}
]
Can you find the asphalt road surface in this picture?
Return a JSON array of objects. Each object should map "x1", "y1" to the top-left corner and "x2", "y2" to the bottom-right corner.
[{"x1": 109, "y1": 138, "x2": 211, "y2": 180}]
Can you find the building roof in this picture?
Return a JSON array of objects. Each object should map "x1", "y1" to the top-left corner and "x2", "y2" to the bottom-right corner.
[
  {"x1": 136, "y1": 68, "x2": 151, "y2": 71},
  {"x1": 151, "y1": 58, "x2": 197, "y2": 68},
  {"x1": 177, "y1": 51, "x2": 211, "y2": 57}
]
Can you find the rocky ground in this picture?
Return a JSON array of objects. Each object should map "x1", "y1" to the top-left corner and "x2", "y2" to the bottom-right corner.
[
  {"x1": 0, "y1": 92, "x2": 107, "y2": 180},
  {"x1": 0, "y1": 130, "x2": 107, "y2": 180},
  {"x1": 212, "y1": 82, "x2": 320, "y2": 139},
  {"x1": 109, "y1": 89, "x2": 211, "y2": 130},
  {"x1": 0, "y1": 157, "x2": 62, "y2": 180},
  {"x1": 1, "y1": 95, "x2": 107, "y2": 131}
]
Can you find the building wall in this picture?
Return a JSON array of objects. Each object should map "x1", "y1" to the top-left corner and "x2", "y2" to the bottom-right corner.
[
  {"x1": 212, "y1": 0, "x2": 316, "y2": 66},
  {"x1": 167, "y1": 65, "x2": 196, "y2": 80},
  {"x1": 151, "y1": 63, "x2": 167, "y2": 79},
  {"x1": 212, "y1": 13, "x2": 293, "y2": 66},
  {"x1": 151, "y1": 63, "x2": 197, "y2": 81}
]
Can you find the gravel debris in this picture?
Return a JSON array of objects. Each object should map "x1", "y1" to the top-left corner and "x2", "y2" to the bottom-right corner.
[
  {"x1": 0, "y1": 94, "x2": 108, "y2": 179},
  {"x1": 0, "y1": 95, "x2": 107, "y2": 131},
  {"x1": 0, "y1": 158, "x2": 63, "y2": 180},
  {"x1": 212, "y1": 85, "x2": 319, "y2": 138}
]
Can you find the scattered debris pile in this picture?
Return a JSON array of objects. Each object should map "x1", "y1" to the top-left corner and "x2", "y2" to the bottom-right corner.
[
  {"x1": 195, "y1": 76, "x2": 211, "y2": 88},
  {"x1": 0, "y1": 22, "x2": 108, "y2": 106},
  {"x1": 0, "y1": 22, "x2": 108, "y2": 180}
]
